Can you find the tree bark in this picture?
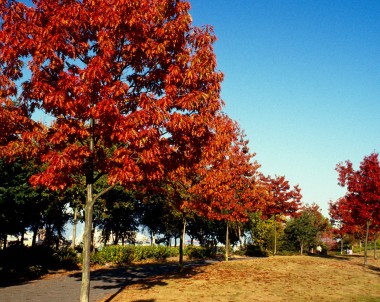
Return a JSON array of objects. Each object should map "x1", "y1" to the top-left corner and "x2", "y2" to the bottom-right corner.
[
  {"x1": 225, "y1": 221, "x2": 229, "y2": 262},
  {"x1": 364, "y1": 220, "x2": 370, "y2": 267},
  {"x1": 179, "y1": 217, "x2": 186, "y2": 271},
  {"x1": 273, "y1": 215, "x2": 277, "y2": 255},
  {"x1": 32, "y1": 224, "x2": 38, "y2": 247},
  {"x1": 71, "y1": 207, "x2": 78, "y2": 249},
  {"x1": 80, "y1": 182, "x2": 94, "y2": 302},
  {"x1": 374, "y1": 234, "x2": 378, "y2": 260},
  {"x1": 80, "y1": 117, "x2": 95, "y2": 302},
  {"x1": 238, "y1": 225, "x2": 243, "y2": 248},
  {"x1": 20, "y1": 228, "x2": 25, "y2": 246},
  {"x1": 340, "y1": 235, "x2": 343, "y2": 255}
]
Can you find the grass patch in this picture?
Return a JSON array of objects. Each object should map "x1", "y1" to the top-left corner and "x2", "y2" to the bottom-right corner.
[{"x1": 107, "y1": 255, "x2": 380, "y2": 302}]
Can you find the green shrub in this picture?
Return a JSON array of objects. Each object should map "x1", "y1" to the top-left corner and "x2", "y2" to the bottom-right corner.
[
  {"x1": 275, "y1": 250, "x2": 299, "y2": 256},
  {"x1": 244, "y1": 245, "x2": 269, "y2": 257},
  {"x1": 91, "y1": 245, "x2": 179, "y2": 265},
  {"x1": 233, "y1": 248, "x2": 246, "y2": 256},
  {"x1": 185, "y1": 246, "x2": 216, "y2": 259},
  {"x1": 52, "y1": 247, "x2": 80, "y2": 270},
  {"x1": 92, "y1": 245, "x2": 135, "y2": 265}
]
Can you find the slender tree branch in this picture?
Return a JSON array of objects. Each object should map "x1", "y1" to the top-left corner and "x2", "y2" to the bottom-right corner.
[{"x1": 93, "y1": 184, "x2": 116, "y2": 203}]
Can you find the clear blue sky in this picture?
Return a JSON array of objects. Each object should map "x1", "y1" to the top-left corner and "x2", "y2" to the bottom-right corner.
[{"x1": 190, "y1": 0, "x2": 380, "y2": 216}]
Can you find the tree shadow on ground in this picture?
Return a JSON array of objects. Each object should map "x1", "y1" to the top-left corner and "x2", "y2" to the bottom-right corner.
[
  {"x1": 67, "y1": 259, "x2": 218, "y2": 302},
  {"x1": 312, "y1": 254, "x2": 380, "y2": 277}
]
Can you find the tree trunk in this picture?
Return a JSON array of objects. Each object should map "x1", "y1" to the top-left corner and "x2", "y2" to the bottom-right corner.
[
  {"x1": 32, "y1": 224, "x2": 38, "y2": 247},
  {"x1": 238, "y1": 225, "x2": 243, "y2": 248},
  {"x1": 300, "y1": 241, "x2": 304, "y2": 255},
  {"x1": 3, "y1": 235, "x2": 7, "y2": 249},
  {"x1": 91, "y1": 226, "x2": 96, "y2": 252},
  {"x1": 113, "y1": 232, "x2": 119, "y2": 245},
  {"x1": 225, "y1": 221, "x2": 229, "y2": 262},
  {"x1": 150, "y1": 231, "x2": 156, "y2": 246},
  {"x1": 199, "y1": 228, "x2": 204, "y2": 246},
  {"x1": 364, "y1": 220, "x2": 370, "y2": 267},
  {"x1": 273, "y1": 215, "x2": 277, "y2": 255},
  {"x1": 179, "y1": 217, "x2": 186, "y2": 271},
  {"x1": 71, "y1": 207, "x2": 78, "y2": 249},
  {"x1": 340, "y1": 235, "x2": 343, "y2": 255},
  {"x1": 374, "y1": 234, "x2": 378, "y2": 260},
  {"x1": 80, "y1": 182, "x2": 94, "y2": 302},
  {"x1": 20, "y1": 228, "x2": 25, "y2": 246},
  {"x1": 80, "y1": 118, "x2": 95, "y2": 302}
]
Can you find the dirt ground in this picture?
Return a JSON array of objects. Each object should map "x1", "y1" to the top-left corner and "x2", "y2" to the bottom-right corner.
[{"x1": 106, "y1": 255, "x2": 380, "y2": 302}]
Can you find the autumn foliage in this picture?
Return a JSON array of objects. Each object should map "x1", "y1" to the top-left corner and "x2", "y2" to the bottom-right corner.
[
  {"x1": 331, "y1": 152, "x2": 380, "y2": 264},
  {"x1": 0, "y1": 0, "x2": 226, "y2": 300},
  {"x1": 259, "y1": 175, "x2": 302, "y2": 219}
]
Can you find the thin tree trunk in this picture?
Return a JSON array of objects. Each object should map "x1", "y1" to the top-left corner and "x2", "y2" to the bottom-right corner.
[
  {"x1": 3, "y1": 235, "x2": 7, "y2": 249},
  {"x1": 374, "y1": 234, "x2": 378, "y2": 260},
  {"x1": 238, "y1": 225, "x2": 243, "y2": 248},
  {"x1": 80, "y1": 118, "x2": 95, "y2": 302},
  {"x1": 113, "y1": 233, "x2": 119, "y2": 245},
  {"x1": 20, "y1": 228, "x2": 25, "y2": 246},
  {"x1": 225, "y1": 221, "x2": 229, "y2": 262},
  {"x1": 32, "y1": 224, "x2": 38, "y2": 247},
  {"x1": 300, "y1": 242, "x2": 303, "y2": 255},
  {"x1": 91, "y1": 226, "x2": 96, "y2": 251},
  {"x1": 80, "y1": 182, "x2": 94, "y2": 302},
  {"x1": 340, "y1": 235, "x2": 343, "y2": 255},
  {"x1": 150, "y1": 231, "x2": 156, "y2": 246},
  {"x1": 273, "y1": 215, "x2": 277, "y2": 255},
  {"x1": 179, "y1": 217, "x2": 186, "y2": 271},
  {"x1": 364, "y1": 220, "x2": 370, "y2": 267},
  {"x1": 71, "y1": 207, "x2": 78, "y2": 249}
]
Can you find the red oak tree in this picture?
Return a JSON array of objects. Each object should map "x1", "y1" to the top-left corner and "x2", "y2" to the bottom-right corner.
[
  {"x1": 329, "y1": 197, "x2": 363, "y2": 254},
  {"x1": 259, "y1": 175, "x2": 302, "y2": 254},
  {"x1": 190, "y1": 121, "x2": 261, "y2": 261},
  {"x1": 0, "y1": 1, "x2": 224, "y2": 300},
  {"x1": 336, "y1": 152, "x2": 380, "y2": 265}
]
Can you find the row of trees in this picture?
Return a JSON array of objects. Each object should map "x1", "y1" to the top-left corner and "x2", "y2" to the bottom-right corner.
[
  {"x1": 0, "y1": 0, "x2": 326, "y2": 300},
  {"x1": 329, "y1": 152, "x2": 380, "y2": 266},
  {"x1": 0, "y1": 156, "x2": 329, "y2": 257}
]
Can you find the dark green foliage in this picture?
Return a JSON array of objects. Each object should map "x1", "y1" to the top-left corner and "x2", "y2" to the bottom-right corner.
[
  {"x1": 52, "y1": 247, "x2": 80, "y2": 270},
  {"x1": 241, "y1": 244, "x2": 269, "y2": 257},
  {"x1": 139, "y1": 194, "x2": 182, "y2": 246},
  {"x1": 0, "y1": 246, "x2": 79, "y2": 285},
  {"x1": 282, "y1": 207, "x2": 328, "y2": 254},
  {"x1": 185, "y1": 246, "x2": 216, "y2": 259},
  {"x1": 275, "y1": 250, "x2": 299, "y2": 256},
  {"x1": 95, "y1": 187, "x2": 139, "y2": 245},
  {"x1": 91, "y1": 245, "x2": 180, "y2": 265},
  {"x1": 0, "y1": 158, "x2": 71, "y2": 248}
]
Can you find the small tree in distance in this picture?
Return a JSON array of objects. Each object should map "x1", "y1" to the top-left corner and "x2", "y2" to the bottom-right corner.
[
  {"x1": 283, "y1": 204, "x2": 329, "y2": 255},
  {"x1": 259, "y1": 175, "x2": 302, "y2": 255}
]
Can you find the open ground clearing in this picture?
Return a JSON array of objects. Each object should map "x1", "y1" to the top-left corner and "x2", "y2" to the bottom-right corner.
[{"x1": 105, "y1": 255, "x2": 380, "y2": 302}]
